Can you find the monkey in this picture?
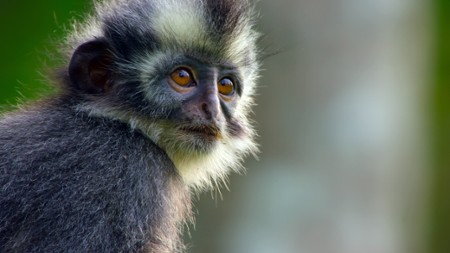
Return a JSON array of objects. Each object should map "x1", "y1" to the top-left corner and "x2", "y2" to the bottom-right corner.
[{"x1": 0, "y1": 0, "x2": 260, "y2": 252}]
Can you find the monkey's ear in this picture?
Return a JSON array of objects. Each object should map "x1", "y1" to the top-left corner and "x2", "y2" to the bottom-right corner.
[{"x1": 69, "y1": 40, "x2": 114, "y2": 94}]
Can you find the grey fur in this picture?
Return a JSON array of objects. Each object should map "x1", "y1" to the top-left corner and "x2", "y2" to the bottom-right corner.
[
  {"x1": 0, "y1": 0, "x2": 259, "y2": 252},
  {"x1": 0, "y1": 99, "x2": 191, "y2": 252}
]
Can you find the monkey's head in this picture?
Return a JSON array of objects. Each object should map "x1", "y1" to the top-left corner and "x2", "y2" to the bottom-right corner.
[{"x1": 63, "y1": 0, "x2": 259, "y2": 190}]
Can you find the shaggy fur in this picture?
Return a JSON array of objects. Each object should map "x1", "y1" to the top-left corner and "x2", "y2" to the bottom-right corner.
[
  {"x1": 0, "y1": 0, "x2": 259, "y2": 252},
  {"x1": 1, "y1": 99, "x2": 190, "y2": 252}
]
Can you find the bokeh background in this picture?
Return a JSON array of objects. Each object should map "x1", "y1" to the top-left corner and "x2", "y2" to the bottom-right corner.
[{"x1": 0, "y1": 1, "x2": 449, "y2": 253}]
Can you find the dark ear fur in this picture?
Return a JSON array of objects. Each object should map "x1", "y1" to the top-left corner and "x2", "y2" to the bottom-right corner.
[{"x1": 69, "y1": 39, "x2": 114, "y2": 94}]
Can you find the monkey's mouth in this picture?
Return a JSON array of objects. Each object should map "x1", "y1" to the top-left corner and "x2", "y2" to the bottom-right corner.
[{"x1": 179, "y1": 125, "x2": 222, "y2": 139}]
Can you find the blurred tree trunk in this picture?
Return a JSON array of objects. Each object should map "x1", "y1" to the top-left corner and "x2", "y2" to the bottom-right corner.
[{"x1": 430, "y1": 0, "x2": 450, "y2": 252}]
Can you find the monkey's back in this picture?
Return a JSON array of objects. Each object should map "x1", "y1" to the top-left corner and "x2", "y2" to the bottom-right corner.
[{"x1": 0, "y1": 98, "x2": 183, "y2": 252}]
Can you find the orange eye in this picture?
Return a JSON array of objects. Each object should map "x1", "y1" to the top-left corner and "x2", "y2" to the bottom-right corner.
[
  {"x1": 218, "y1": 78, "x2": 235, "y2": 96},
  {"x1": 170, "y1": 68, "x2": 193, "y2": 87}
]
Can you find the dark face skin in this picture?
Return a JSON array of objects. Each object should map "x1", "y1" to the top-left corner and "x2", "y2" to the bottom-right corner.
[
  {"x1": 159, "y1": 57, "x2": 243, "y2": 152},
  {"x1": 167, "y1": 58, "x2": 240, "y2": 130}
]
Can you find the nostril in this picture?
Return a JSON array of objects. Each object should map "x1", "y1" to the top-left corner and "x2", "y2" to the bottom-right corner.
[{"x1": 202, "y1": 103, "x2": 212, "y2": 120}]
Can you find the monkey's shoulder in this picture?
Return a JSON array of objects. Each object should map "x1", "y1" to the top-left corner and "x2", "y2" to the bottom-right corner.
[
  {"x1": 0, "y1": 100, "x2": 174, "y2": 177},
  {"x1": 0, "y1": 101, "x2": 178, "y2": 252}
]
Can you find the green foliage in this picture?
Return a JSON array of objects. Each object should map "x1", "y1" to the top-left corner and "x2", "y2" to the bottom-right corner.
[
  {"x1": 429, "y1": 0, "x2": 450, "y2": 252},
  {"x1": 0, "y1": 1, "x2": 89, "y2": 108}
]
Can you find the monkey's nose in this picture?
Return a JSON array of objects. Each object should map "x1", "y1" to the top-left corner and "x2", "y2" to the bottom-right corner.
[{"x1": 201, "y1": 102, "x2": 218, "y2": 121}]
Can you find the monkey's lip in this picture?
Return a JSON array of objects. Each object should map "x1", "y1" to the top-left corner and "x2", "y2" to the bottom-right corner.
[{"x1": 179, "y1": 125, "x2": 222, "y2": 138}]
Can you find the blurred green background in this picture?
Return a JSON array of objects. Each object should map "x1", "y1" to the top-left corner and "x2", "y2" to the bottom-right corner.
[
  {"x1": 0, "y1": 1, "x2": 89, "y2": 105},
  {"x1": 0, "y1": 1, "x2": 449, "y2": 253}
]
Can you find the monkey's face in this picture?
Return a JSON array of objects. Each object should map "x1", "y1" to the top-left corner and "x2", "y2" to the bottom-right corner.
[{"x1": 144, "y1": 58, "x2": 243, "y2": 154}]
